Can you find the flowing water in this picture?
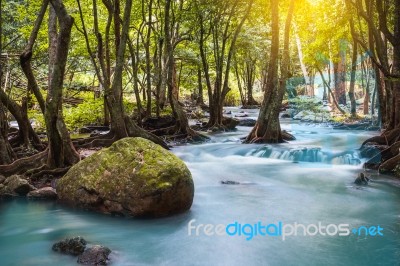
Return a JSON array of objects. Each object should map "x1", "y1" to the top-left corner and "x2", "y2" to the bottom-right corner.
[{"x1": 1, "y1": 110, "x2": 400, "y2": 266}]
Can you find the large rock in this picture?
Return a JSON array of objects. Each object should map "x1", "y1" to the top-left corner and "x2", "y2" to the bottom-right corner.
[
  {"x1": 77, "y1": 245, "x2": 111, "y2": 265},
  {"x1": 27, "y1": 187, "x2": 58, "y2": 200},
  {"x1": 0, "y1": 175, "x2": 35, "y2": 197},
  {"x1": 57, "y1": 137, "x2": 194, "y2": 218}
]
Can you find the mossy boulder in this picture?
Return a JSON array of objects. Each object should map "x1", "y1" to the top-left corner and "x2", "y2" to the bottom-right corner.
[{"x1": 57, "y1": 137, "x2": 194, "y2": 218}]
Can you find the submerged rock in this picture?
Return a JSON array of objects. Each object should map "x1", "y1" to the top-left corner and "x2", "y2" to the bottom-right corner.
[
  {"x1": 354, "y1": 173, "x2": 370, "y2": 185},
  {"x1": 27, "y1": 187, "x2": 58, "y2": 200},
  {"x1": 57, "y1": 137, "x2": 194, "y2": 218},
  {"x1": 77, "y1": 245, "x2": 111, "y2": 265},
  {"x1": 221, "y1": 180, "x2": 241, "y2": 185},
  {"x1": 52, "y1": 236, "x2": 87, "y2": 255}
]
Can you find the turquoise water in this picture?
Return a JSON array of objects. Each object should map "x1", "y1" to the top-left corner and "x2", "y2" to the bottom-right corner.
[{"x1": 1, "y1": 119, "x2": 400, "y2": 265}]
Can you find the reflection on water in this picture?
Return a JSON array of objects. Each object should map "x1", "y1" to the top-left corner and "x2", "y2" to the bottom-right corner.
[{"x1": 0, "y1": 119, "x2": 399, "y2": 266}]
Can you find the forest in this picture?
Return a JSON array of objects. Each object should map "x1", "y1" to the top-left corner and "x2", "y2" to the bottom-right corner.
[{"x1": 0, "y1": 0, "x2": 400, "y2": 265}]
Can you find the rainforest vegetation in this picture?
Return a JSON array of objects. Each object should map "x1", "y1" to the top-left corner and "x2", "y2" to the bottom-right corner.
[{"x1": 0, "y1": 0, "x2": 399, "y2": 178}]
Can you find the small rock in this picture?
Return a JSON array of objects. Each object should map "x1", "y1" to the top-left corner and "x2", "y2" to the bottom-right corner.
[
  {"x1": 280, "y1": 113, "x2": 291, "y2": 118},
  {"x1": 235, "y1": 113, "x2": 249, "y2": 118},
  {"x1": 52, "y1": 237, "x2": 87, "y2": 255},
  {"x1": 27, "y1": 187, "x2": 58, "y2": 200},
  {"x1": 238, "y1": 119, "x2": 256, "y2": 127},
  {"x1": 0, "y1": 175, "x2": 5, "y2": 184},
  {"x1": 221, "y1": 180, "x2": 241, "y2": 185},
  {"x1": 77, "y1": 245, "x2": 111, "y2": 265},
  {"x1": 354, "y1": 173, "x2": 370, "y2": 185}
]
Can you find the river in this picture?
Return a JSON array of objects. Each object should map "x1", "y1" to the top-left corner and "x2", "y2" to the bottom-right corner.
[{"x1": 0, "y1": 110, "x2": 399, "y2": 266}]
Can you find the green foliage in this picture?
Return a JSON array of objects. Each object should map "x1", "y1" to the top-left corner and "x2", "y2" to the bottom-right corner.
[
  {"x1": 28, "y1": 109, "x2": 45, "y2": 132},
  {"x1": 63, "y1": 98, "x2": 104, "y2": 130},
  {"x1": 288, "y1": 96, "x2": 323, "y2": 114},
  {"x1": 224, "y1": 90, "x2": 241, "y2": 106}
]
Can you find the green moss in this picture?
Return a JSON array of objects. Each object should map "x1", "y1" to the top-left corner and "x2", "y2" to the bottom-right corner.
[{"x1": 58, "y1": 137, "x2": 192, "y2": 202}]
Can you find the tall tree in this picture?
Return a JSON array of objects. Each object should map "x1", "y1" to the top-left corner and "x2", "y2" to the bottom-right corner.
[{"x1": 245, "y1": 0, "x2": 295, "y2": 143}]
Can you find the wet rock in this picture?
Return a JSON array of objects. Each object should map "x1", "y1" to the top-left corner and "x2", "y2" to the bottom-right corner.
[
  {"x1": 222, "y1": 117, "x2": 240, "y2": 130},
  {"x1": 280, "y1": 113, "x2": 291, "y2": 118},
  {"x1": 238, "y1": 119, "x2": 256, "y2": 127},
  {"x1": 354, "y1": 173, "x2": 370, "y2": 185},
  {"x1": 57, "y1": 137, "x2": 194, "y2": 218},
  {"x1": 27, "y1": 187, "x2": 58, "y2": 200},
  {"x1": 221, "y1": 180, "x2": 241, "y2": 185},
  {"x1": 77, "y1": 245, "x2": 111, "y2": 265},
  {"x1": 235, "y1": 113, "x2": 249, "y2": 118},
  {"x1": 52, "y1": 236, "x2": 87, "y2": 255}
]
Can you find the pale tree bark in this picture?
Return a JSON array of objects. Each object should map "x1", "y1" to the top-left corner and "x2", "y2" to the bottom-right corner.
[{"x1": 294, "y1": 23, "x2": 313, "y2": 96}]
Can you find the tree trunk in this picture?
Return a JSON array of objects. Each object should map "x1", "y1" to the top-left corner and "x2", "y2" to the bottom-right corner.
[
  {"x1": 361, "y1": 60, "x2": 370, "y2": 115},
  {"x1": 45, "y1": 0, "x2": 80, "y2": 168},
  {"x1": 392, "y1": 1, "x2": 400, "y2": 129},
  {"x1": 334, "y1": 52, "x2": 347, "y2": 105},
  {"x1": 245, "y1": 59, "x2": 258, "y2": 106},
  {"x1": 196, "y1": 66, "x2": 205, "y2": 105},
  {"x1": 0, "y1": 90, "x2": 41, "y2": 148},
  {"x1": 349, "y1": 38, "x2": 357, "y2": 117},
  {"x1": 245, "y1": 0, "x2": 295, "y2": 143}
]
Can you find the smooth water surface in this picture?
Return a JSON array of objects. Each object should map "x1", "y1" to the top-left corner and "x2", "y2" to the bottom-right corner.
[{"x1": 1, "y1": 114, "x2": 399, "y2": 266}]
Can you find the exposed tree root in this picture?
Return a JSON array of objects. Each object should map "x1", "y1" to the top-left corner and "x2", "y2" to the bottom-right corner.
[
  {"x1": 282, "y1": 130, "x2": 296, "y2": 141},
  {"x1": 0, "y1": 149, "x2": 48, "y2": 177},
  {"x1": 73, "y1": 131, "x2": 115, "y2": 147},
  {"x1": 77, "y1": 135, "x2": 117, "y2": 149},
  {"x1": 362, "y1": 127, "x2": 400, "y2": 174},
  {"x1": 29, "y1": 166, "x2": 71, "y2": 181},
  {"x1": 379, "y1": 153, "x2": 400, "y2": 173},
  {"x1": 361, "y1": 128, "x2": 400, "y2": 147},
  {"x1": 244, "y1": 123, "x2": 295, "y2": 144},
  {"x1": 125, "y1": 116, "x2": 170, "y2": 149}
]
